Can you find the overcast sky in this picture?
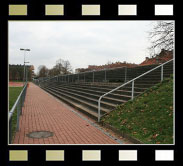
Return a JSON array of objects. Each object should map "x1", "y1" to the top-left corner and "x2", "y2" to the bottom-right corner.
[{"x1": 9, "y1": 21, "x2": 155, "y2": 73}]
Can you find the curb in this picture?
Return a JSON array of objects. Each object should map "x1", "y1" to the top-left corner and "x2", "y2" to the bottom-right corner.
[{"x1": 99, "y1": 122, "x2": 144, "y2": 144}]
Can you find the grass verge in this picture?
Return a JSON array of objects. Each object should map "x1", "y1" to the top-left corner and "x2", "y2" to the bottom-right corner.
[
  {"x1": 9, "y1": 87, "x2": 23, "y2": 142},
  {"x1": 101, "y1": 75, "x2": 173, "y2": 144},
  {"x1": 9, "y1": 87, "x2": 23, "y2": 110}
]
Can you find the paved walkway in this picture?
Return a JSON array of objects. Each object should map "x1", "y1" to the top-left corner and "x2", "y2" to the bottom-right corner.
[{"x1": 13, "y1": 83, "x2": 118, "y2": 144}]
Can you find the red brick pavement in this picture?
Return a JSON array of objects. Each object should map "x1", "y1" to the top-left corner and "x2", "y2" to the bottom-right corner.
[{"x1": 13, "y1": 83, "x2": 118, "y2": 144}]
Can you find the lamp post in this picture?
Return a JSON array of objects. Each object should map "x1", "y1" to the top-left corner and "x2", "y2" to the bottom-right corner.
[
  {"x1": 25, "y1": 62, "x2": 30, "y2": 82},
  {"x1": 20, "y1": 48, "x2": 30, "y2": 83}
]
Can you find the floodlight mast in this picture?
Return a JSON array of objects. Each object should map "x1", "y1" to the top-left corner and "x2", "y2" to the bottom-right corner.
[
  {"x1": 20, "y1": 48, "x2": 31, "y2": 83},
  {"x1": 25, "y1": 62, "x2": 30, "y2": 82}
]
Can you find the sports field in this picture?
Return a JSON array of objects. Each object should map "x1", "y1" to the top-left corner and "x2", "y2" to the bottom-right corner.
[{"x1": 9, "y1": 81, "x2": 24, "y2": 87}]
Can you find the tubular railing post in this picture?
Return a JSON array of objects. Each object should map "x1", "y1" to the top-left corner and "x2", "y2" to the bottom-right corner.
[
  {"x1": 161, "y1": 65, "x2": 164, "y2": 82},
  {"x1": 84, "y1": 73, "x2": 85, "y2": 83},
  {"x1": 98, "y1": 98, "x2": 101, "y2": 122},
  {"x1": 131, "y1": 81, "x2": 134, "y2": 100},
  {"x1": 78, "y1": 74, "x2": 79, "y2": 82}
]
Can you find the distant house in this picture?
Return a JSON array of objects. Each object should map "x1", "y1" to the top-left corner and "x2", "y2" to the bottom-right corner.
[
  {"x1": 75, "y1": 61, "x2": 138, "y2": 73},
  {"x1": 140, "y1": 49, "x2": 173, "y2": 66}
]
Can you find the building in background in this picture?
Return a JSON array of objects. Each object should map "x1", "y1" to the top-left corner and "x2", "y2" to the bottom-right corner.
[
  {"x1": 9, "y1": 64, "x2": 35, "y2": 81},
  {"x1": 140, "y1": 49, "x2": 173, "y2": 66},
  {"x1": 75, "y1": 61, "x2": 138, "y2": 73}
]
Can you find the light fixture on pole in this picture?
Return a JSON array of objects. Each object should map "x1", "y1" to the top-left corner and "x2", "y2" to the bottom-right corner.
[{"x1": 20, "y1": 48, "x2": 31, "y2": 83}]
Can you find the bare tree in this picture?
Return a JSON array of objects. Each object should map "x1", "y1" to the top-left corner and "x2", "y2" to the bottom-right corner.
[
  {"x1": 106, "y1": 61, "x2": 112, "y2": 65},
  {"x1": 37, "y1": 59, "x2": 72, "y2": 78},
  {"x1": 62, "y1": 60, "x2": 72, "y2": 74},
  {"x1": 148, "y1": 21, "x2": 174, "y2": 55},
  {"x1": 37, "y1": 65, "x2": 49, "y2": 77},
  {"x1": 55, "y1": 59, "x2": 72, "y2": 74}
]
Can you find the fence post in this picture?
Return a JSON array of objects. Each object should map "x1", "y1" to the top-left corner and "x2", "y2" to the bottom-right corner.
[
  {"x1": 161, "y1": 65, "x2": 164, "y2": 82},
  {"x1": 9, "y1": 118, "x2": 12, "y2": 144},
  {"x1": 131, "y1": 81, "x2": 134, "y2": 100},
  {"x1": 93, "y1": 71, "x2": 94, "y2": 83},
  {"x1": 124, "y1": 67, "x2": 127, "y2": 82},
  {"x1": 84, "y1": 73, "x2": 85, "y2": 82},
  {"x1": 20, "y1": 95, "x2": 23, "y2": 115},
  {"x1": 16, "y1": 101, "x2": 20, "y2": 131},
  {"x1": 105, "y1": 69, "x2": 106, "y2": 81},
  {"x1": 23, "y1": 89, "x2": 25, "y2": 106},
  {"x1": 78, "y1": 74, "x2": 79, "y2": 82}
]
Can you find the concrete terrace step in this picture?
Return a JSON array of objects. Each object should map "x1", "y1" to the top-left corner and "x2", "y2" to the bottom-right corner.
[
  {"x1": 46, "y1": 86, "x2": 119, "y2": 110},
  {"x1": 70, "y1": 82, "x2": 155, "y2": 89},
  {"x1": 54, "y1": 84, "x2": 140, "y2": 99},
  {"x1": 44, "y1": 86, "x2": 115, "y2": 114},
  {"x1": 58, "y1": 83, "x2": 148, "y2": 93},
  {"x1": 132, "y1": 80, "x2": 160, "y2": 84},
  {"x1": 54, "y1": 83, "x2": 146, "y2": 94},
  {"x1": 66, "y1": 84, "x2": 141, "y2": 97},
  {"x1": 42, "y1": 87, "x2": 99, "y2": 120},
  {"x1": 49, "y1": 85, "x2": 129, "y2": 105},
  {"x1": 46, "y1": 81, "x2": 151, "y2": 94},
  {"x1": 135, "y1": 73, "x2": 172, "y2": 79}
]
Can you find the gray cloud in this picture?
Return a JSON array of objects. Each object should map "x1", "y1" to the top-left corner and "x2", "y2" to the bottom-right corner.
[{"x1": 9, "y1": 21, "x2": 155, "y2": 73}]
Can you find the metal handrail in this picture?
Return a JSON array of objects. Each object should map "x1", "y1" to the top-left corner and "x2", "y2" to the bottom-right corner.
[
  {"x1": 9, "y1": 82, "x2": 28, "y2": 143},
  {"x1": 98, "y1": 59, "x2": 174, "y2": 122}
]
